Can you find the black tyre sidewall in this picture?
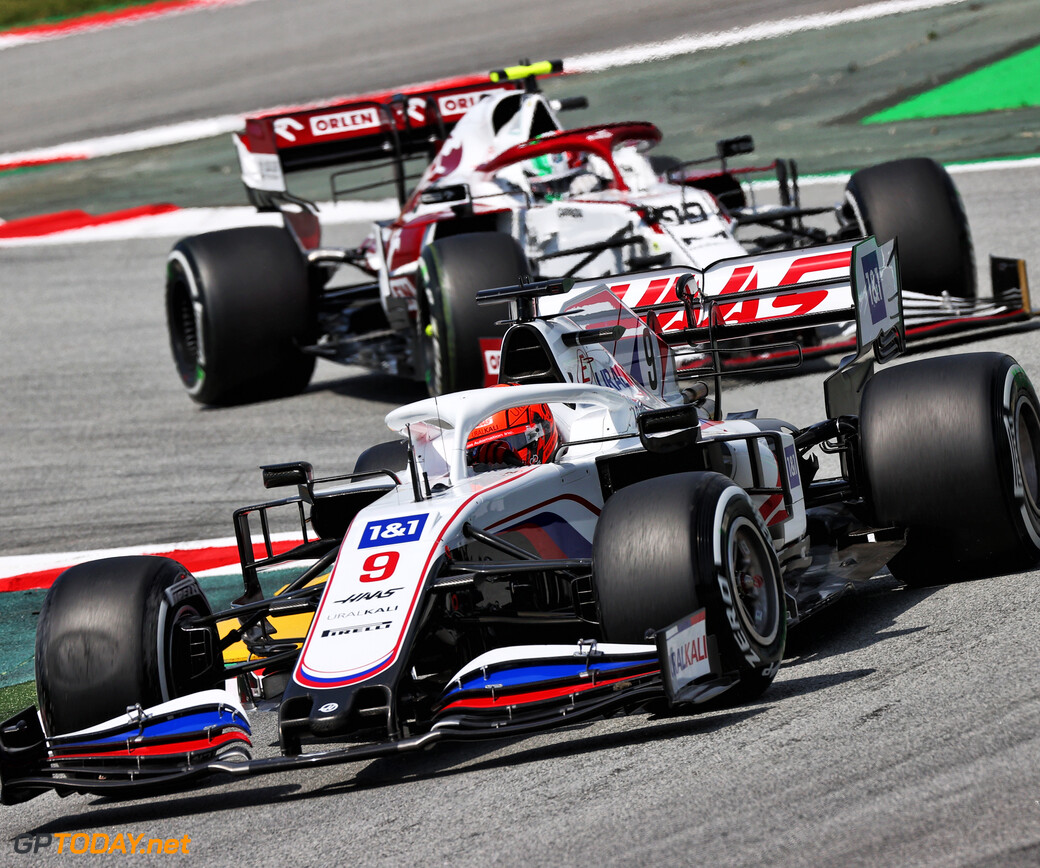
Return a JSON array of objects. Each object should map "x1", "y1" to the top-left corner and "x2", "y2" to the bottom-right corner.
[
  {"x1": 845, "y1": 157, "x2": 976, "y2": 299},
  {"x1": 166, "y1": 226, "x2": 316, "y2": 405},
  {"x1": 861, "y1": 353, "x2": 1040, "y2": 582},
  {"x1": 417, "y1": 233, "x2": 525, "y2": 395},
  {"x1": 35, "y1": 556, "x2": 212, "y2": 736}
]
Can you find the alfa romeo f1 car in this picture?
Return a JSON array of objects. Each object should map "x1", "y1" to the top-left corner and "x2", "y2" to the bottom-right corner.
[
  {"x1": 6, "y1": 235, "x2": 1040, "y2": 803},
  {"x1": 165, "y1": 60, "x2": 1033, "y2": 405}
]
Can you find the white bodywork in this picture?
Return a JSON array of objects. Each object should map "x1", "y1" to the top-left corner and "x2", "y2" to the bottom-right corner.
[
  {"x1": 372, "y1": 92, "x2": 748, "y2": 317},
  {"x1": 292, "y1": 289, "x2": 813, "y2": 691}
]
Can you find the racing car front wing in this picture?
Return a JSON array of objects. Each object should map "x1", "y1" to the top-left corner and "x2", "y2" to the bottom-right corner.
[{"x1": 0, "y1": 636, "x2": 734, "y2": 804}]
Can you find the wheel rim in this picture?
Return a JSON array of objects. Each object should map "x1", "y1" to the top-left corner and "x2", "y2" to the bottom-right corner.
[
  {"x1": 727, "y1": 517, "x2": 780, "y2": 646},
  {"x1": 1014, "y1": 396, "x2": 1040, "y2": 515}
]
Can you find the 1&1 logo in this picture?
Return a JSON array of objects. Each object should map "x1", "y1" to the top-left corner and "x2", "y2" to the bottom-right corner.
[{"x1": 861, "y1": 249, "x2": 887, "y2": 326}]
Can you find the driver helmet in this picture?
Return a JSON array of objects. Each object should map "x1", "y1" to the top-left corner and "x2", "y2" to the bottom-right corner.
[
  {"x1": 524, "y1": 149, "x2": 572, "y2": 181},
  {"x1": 466, "y1": 401, "x2": 559, "y2": 468},
  {"x1": 523, "y1": 144, "x2": 584, "y2": 201}
]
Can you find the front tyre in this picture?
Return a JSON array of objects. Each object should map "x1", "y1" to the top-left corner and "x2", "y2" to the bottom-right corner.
[
  {"x1": 594, "y1": 472, "x2": 785, "y2": 700},
  {"x1": 35, "y1": 556, "x2": 220, "y2": 736},
  {"x1": 416, "y1": 232, "x2": 526, "y2": 395},
  {"x1": 166, "y1": 226, "x2": 316, "y2": 406},
  {"x1": 860, "y1": 353, "x2": 1040, "y2": 585}
]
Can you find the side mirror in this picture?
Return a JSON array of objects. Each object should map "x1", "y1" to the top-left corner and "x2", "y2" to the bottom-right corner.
[
  {"x1": 261, "y1": 461, "x2": 313, "y2": 490},
  {"x1": 716, "y1": 135, "x2": 754, "y2": 159}
]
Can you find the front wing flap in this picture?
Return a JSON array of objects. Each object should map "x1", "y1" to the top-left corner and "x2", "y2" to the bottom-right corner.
[{"x1": 0, "y1": 637, "x2": 743, "y2": 802}]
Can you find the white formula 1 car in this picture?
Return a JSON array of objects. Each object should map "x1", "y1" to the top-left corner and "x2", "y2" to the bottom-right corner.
[
  {"x1": 7, "y1": 236, "x2": 1040, "y2": 804},
  {"x1": 165, "y1": 61, "x2": 1033, "y2": 405}
]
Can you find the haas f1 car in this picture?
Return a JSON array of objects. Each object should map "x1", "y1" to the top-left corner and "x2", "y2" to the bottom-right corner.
[
  {"x1": 165, "y1": 61, "x2": 1033, "y2": 405},
  {"x1": 7, "y1": 236, "x2": 1040, "y2": 803}
]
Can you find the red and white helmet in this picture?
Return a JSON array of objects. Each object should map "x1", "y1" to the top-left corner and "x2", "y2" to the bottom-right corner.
[{"x1": 466, "y1": 401, "x2": 559, "y2": 468}]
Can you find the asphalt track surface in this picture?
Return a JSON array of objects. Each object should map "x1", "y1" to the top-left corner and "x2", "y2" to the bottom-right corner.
[
  {"x1": 6, "y1": 0, "x2": 1040, "y2": 220},
  {"x1": 0, "y1": 0, "x2": 927, "y2": 154},
  {"x1": 3, "y1": 1, "x2": 1040, "y2": 864}
]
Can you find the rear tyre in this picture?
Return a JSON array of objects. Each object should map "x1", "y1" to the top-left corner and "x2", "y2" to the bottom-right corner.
[
  {"x1": 844, "y1": 157, "x2": 975, "y2": 299},
  {"x1": 416, "y1": 232, "x2": 526, "y2": 395},
  {"x1": 166, "y1": 226, "x2": 316, "y2": 406},
  {"x1": 594, "y1": 472, "x2": 785, "y2": 700},
  {"x1": 35, "y1": 557, "x2": 219, "y2": 736},
  {"x1": 860, "y1": 353, "x2": 1040, "y2": 586}
]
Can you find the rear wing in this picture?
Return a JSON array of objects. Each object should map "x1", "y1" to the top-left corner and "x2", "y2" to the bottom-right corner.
[
  {"x1": 675, "y1": 237, "x2": 903, "y2": 362},
  {"x1": 485, "y1": 237, "x2": 901, "y2": 419},
  {"x1": 533, "y1": 237, "x2": 903, "y2": 418},
  {"x1": 235, "y1": 61, "x2": 563, "y2": 205},
  {"x1": 547, "y1": 238, "x2": 901, "y2": 362},
  {"x1": 668, "y1": 236, "x2": 904, "y2": 418},
  {"x1": 515, "y1": 238, "x2": 1029, "y2": 418}
]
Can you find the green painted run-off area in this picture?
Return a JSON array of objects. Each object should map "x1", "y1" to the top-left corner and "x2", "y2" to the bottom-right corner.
[{"x1": 865, "y1": 40, "x2": 1040, "y2": 123}]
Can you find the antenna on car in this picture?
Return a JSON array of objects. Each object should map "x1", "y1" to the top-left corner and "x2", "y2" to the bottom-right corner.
[
  {"x1": 404, "y1": 424, "x2": 424, "y2": 503},
  {"x1": 432, "y1": 392, "x2": 449, "y2": 491}
]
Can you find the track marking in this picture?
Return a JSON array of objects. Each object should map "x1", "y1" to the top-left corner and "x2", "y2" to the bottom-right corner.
[
  {"x1": 0, "y1": 0, "x2": 966, "y2": 173},
  {"x1": 567, "y1": 0, "x2": 965, "y2": 73},
  {"x1": 0, "y1": 534, "x2": 305, "y2": 592},
  {"x1": 0, "y1": 116, "x2": 245, "y2": 173},
  {"x1": 865, "y1": 42, "x2": 1040, "y2": 123},
  {"x1": 0, "y1": 0, "x2": 269, "y2": 50},
  {"x1": 0, "y1": 199, "x2": 399, "y2": 244},
  {"x1": 3, "y1": 157, "x2": 1039, "y2": 245}
]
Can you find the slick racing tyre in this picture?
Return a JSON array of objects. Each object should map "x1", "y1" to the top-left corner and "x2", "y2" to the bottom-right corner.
[
  {"x1": 594, "y1": 472, "x2": 785, "y2": 700},
  {"x1": 844, "y1": 157, "x2": 976, "y2": 299},
  {"x1": 860, "y1": 353, "x2": 1040, "y2": 586},
  {"x1": 166, "y1": 226, "x2": 316, "y2": 406},
  {"x1": 35, "y1": 557, "x2": 220, "y2": 736},
  {"x1": 416, "y1": 232, "x2": 525, "y2": 395}
]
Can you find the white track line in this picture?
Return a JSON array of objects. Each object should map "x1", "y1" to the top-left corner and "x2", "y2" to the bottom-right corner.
[
  {"x1": 0, "y1": 0, "x2": 967, "y2": 171},
  {"x1": 0, "y1": 199, "x2": 399, "y2": 246},
  {"x1": 3, "y1": 157, "x2": 1038, "y2": 246},
  {"x1": 0, "y1": 115, "x2": 245, "y2": 166},
  {"x1": 568, "y1": 0, "x2": 965, "y2": 72},
  {"x1": 0, "y1": 537, "x2": 238, "y2": 580}
]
